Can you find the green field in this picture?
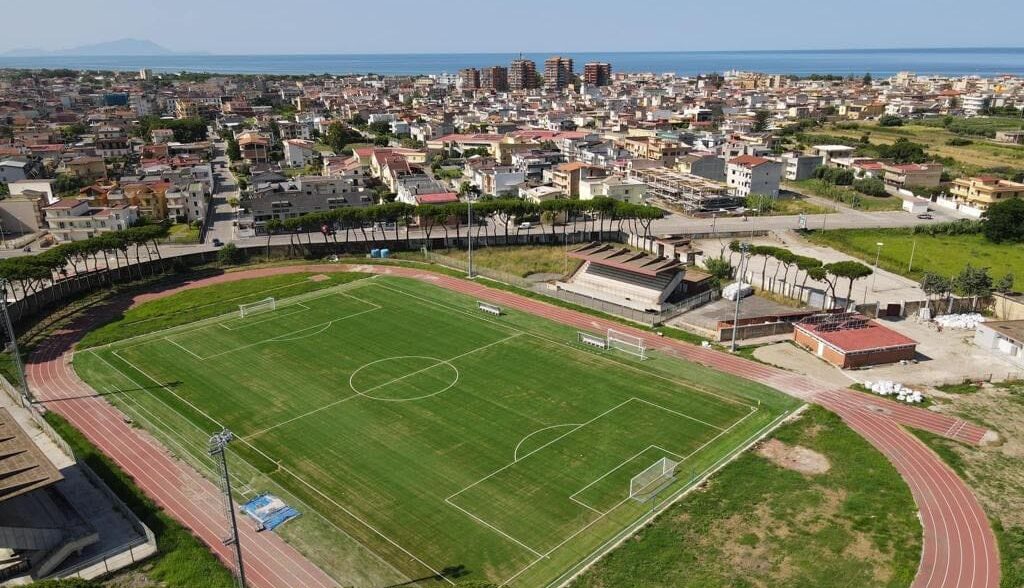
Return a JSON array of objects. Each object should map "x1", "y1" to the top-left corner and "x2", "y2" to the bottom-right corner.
[
  {"x1": 74, "y1": 274, "x2": 797, "y2": 587},
  {"x1": 808, "y1": 228, "x2": 1021, "y2": 289}
]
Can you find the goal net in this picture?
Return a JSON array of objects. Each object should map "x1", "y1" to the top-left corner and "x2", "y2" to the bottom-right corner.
[
  {"x1": 629, "y1": 457, "x2": 678, "y2": 502},
  {"x1": 607, "y1": 329, "x2": 647, "y2": 360},
  {"x1": 239, "y1": 297, "x2": 276, "y2": 318}
]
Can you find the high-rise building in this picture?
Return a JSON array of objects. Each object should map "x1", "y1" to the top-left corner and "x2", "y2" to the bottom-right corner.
[
  {"x1": 509, "y1": 58, "x2": 538, "y2": 91},
  {"x1": 544, "y1": 56, "x2": 575, "y2": 90},
  {"x1": 583, "y1": 62, "x2": 612, "y2": 87},
  {"x1": 480, "y1": 66, "x2": 509, "y2": 92},
  {"x1": 458, "y1": 68, "x2": 480, "y2": 90}
]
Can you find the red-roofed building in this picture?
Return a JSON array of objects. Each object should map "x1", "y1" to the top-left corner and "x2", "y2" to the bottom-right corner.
[
  {"x1": 727, "y1": 155, "x2": 782, "y2": 198},
  {"x1": 793, "y1": 313, "x2": 918, "y2": 368}
]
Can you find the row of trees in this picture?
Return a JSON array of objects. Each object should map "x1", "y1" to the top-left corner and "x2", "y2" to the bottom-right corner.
[
  {"x1": 724, "y1": 241, "x2": 873, "y2": 308},
  {"x1": 264, "y1": 197, "x2": 663, "y2": 253},
  {"x1": 0, "y1": 224, "x2": 170, "y2": 307},
  {"x1": 920, "y1": 266, "x2": 1013, "y2": 312}
]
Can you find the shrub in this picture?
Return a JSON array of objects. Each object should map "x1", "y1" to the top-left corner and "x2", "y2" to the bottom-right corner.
[
  {"x1": 945, "y1": 137, "x2": 973, "y2": 146},
  {"x1": 852, "y1": 177, "x2": 887, "y2": 197},
  {"x1": 217, "y1": 243, "x2": 246, "y2": 265},
  {"x1": 878, "y1": 115, "x2": 905, "y2": 127},
  {"x1": 982, "y1": 198, "x2": 1024, "y2": 244},
  {"x1": 813, "y1": 166, "x2": 855, "y2": 186},
  {"x1": 912, "y1": 219, "x2": 984, "y2": 236}
]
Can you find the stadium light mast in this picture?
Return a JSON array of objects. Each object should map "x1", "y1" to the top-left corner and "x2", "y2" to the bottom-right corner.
[
  {"x1": 467, "y1": 196, "x2": 474, "y2": 278},
  {"x1": 209, "y1": 429, "x2": 247, "y2": 588},
  {"x1": 730, "y1": 243, "x2": 750, "y2": 353},
  {"x1": 0, "y1": 278, "x2": 31, "y2": 406}
]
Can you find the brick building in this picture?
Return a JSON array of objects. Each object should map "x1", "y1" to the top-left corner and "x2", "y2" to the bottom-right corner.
[{"x1": 792, "y1": 313, "x2": 917, "y2": 369}]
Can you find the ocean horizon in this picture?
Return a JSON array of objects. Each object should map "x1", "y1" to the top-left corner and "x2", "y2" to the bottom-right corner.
[{"x1": 0, "y1": 47, "x2": 1022, "y2": 77}]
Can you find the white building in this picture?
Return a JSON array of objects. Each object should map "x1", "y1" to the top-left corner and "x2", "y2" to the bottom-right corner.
[
  {"x1": 726, "y1": 155, "x2": 782, "y2": 198},
  {"x1": 283, "y1": 139, "x2": 319, "y2": 168},
  {"x1": 44, "y1": 199, "x2": 138, "y2": 242},
  {"x1": 579, "y1": 176, "x2": 648, "y2": 204}
]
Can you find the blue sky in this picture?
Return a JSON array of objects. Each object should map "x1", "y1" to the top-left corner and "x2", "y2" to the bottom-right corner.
[{"x1": 5, "y1": 0, "x2": 1022, "y2": 54}]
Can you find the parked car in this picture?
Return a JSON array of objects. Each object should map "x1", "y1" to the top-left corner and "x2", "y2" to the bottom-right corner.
[
  {"x1": 212, "y1": 238, "x2": 223, "y2": 247},
  {"x1": 518, "y1": 221, "x2": 534, "y2": 230},
  {"x1": 917, "y1": 213, "x2": 934, "y2": 220}
]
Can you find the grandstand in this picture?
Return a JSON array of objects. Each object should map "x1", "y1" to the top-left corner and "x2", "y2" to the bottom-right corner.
[{"x1": 556, "y1": 242, "x2": 688, "y2": 312}]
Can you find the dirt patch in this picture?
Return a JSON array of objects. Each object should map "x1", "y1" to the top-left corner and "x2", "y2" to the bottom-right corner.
[
  {"x1": 757, "y1": 439, "x2": 831, "y2": 475},
  {"x1": 308, "y1": 274, "x2": 330, "y2": 282}
]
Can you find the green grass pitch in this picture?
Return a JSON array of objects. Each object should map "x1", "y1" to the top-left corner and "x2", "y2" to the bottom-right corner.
[{"x1": 74, "y1": 274, "x2": 800, "y2": 586}]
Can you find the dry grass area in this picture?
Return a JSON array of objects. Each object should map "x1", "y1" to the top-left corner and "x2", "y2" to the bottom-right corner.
[
  {"x1": 439, "y1": 245, "x2": 583, "y2": 278},
  {"x1": 915, "y1": 381, "x2": 1024, "y2": 587},
  {"x1": 574, "y1": 406, "x2": 920, "y2": 588}
]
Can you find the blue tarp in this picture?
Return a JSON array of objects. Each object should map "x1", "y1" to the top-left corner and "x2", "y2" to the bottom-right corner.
[{"x1": 240, "y1": 494, "x2": 300, "y2": 531}]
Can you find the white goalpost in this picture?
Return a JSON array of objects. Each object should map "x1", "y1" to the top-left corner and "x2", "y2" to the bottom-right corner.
[
  {"x1": 629, "y1": 457, "x2": 679, "y2": 502},
  {"x1": 239, "y1": 297, "x2": 277, "y2": 318},
  {"x1": 607, "y1": 328, "x2": 647, "y2": 360}
]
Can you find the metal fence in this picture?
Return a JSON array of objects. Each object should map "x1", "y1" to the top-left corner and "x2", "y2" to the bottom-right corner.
[
  {"x1": 422, "y1": 249, "x2": 537, "y2": 290},
  {"x1": 546, "y1": 287, "x2": 718, "y2": 327}
]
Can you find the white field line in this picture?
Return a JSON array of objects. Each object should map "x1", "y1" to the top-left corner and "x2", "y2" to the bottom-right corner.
[
  {"x1": 91, "y1": 348, "x2": 431, "y2": 586},
  {"x1": 444, "y1": 497, "x2": 546, "y2": 558},
  {"x1": 170, "y1": 306, "x2": 381, "y2": 361},
  {"x1": 104, "y1": 279, "x2": 377, "y2": 353},
  {"x1": 448, "y1": 400, "x2": 755, "y2": 569},
  {"x1": 105, "y1": 385, "x2": 253, "y2": 496},
  {"x1": 109, "y1": 278, "x2": 333, "y2": 328},
  {"x1": 164, "y1": 337, "x2": 204, "y2": 360},
  {"x1": 247, "y1": 334, "x2": 521, "y2": 440},
  {"x1": 568, "y1": 444, "x2": 686, "y2": 509},
  {"x1": 373, "y1": 281, "x2": 756, "y2": 411},
  {"x1": 513, "y1": 423, "x2": 581, "y2": 462},
  {"x1": 219, "y1": 303, "x2": 311, "y2": 331},
  {"x1": 538, "y1": 408, "x2": 798, "y2": 588}
]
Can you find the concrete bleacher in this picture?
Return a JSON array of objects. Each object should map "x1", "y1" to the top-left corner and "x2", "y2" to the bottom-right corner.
[{"x1": 556, "y1": 243, "x2": 686, "y2": 313}]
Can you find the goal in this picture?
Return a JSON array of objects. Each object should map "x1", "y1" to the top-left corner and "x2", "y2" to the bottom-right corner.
[
  {"x1": 607, "y1": 329, "x2": 647, "y2": 360},
  {"x1": 629, "y1": 457, "x2": 678, "y2": 502},
  {"x1": 239, "y1": 297, "x2": 277, "y2": 318}
]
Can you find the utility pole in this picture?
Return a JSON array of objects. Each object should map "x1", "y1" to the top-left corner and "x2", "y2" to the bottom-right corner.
[
  {"x1": 908, "y1": 239, "x2": 917, "y2": 273},
  {"x1": 209, "y1": 429, "x2": 246, "y2": 588},
  {"x1": 0, "y1": 279, "x2": 30, "y2": 406},
  {"x1": 730, "y1": 243, "x2": 750, "y2": 352}
]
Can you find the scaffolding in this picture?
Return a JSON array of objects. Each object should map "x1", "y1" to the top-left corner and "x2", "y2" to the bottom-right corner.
[{"x1": 630, "y1": 167, "x2": 743, "y2": 212}]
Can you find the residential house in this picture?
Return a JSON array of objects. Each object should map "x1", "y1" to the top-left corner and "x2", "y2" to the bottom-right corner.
[
  {"x1": 727, "y1": 155, "x2": 782, "y2": 198},
  {"x1": 881, "y1": 163, "x2": 942, "y2": 190},
  {"x1": 778, "y1": 152, "x2": 824, "y2": 181},
  {"x1": 64, "y1": 156, "x2": 107, "y2": 181},
  {"x1": 283, "y1": 139, "x2": 319, "y2": 168},
  {"x1": 44, "y1": 198, "x2": 138, "y2": 242},
  {"x1": 949, "y1": 176, "x2": 1024, "y2": 212},
  {"x1": 551, "y1": 162, "x2": 608, "y2": 198},
  {"x1": 676, "y1": 153, "x2": 725, "y2": 182}
]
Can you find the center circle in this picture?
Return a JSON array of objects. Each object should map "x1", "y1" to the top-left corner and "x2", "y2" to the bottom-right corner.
[{"x1": 349, "y1": 356, "x2": 459, "y2": 401}]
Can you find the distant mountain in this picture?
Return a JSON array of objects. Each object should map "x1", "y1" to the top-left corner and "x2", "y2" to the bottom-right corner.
[{"x1": 3, "y1": 38, "x2": 174, "y2": 56}]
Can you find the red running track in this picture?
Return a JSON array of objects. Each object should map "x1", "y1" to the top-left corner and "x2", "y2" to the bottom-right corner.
[{"x1": 27, "y1": 264, "x2": 1000, "y2": 588}]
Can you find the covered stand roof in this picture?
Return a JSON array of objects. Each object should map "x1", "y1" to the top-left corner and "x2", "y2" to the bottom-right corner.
[{"x1": 568, "y1": 242, "x2": 682, "y2": 277}]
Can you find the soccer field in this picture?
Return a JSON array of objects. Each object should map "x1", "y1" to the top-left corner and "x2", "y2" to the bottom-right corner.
[{"x1": 74, "y1": 274, "x2": 799, "y2": 587}]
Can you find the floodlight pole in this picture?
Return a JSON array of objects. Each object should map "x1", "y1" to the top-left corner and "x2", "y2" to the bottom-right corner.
[
  {"x1": 0, "y1": 278, "x2": 30, "y2": 406},
  {"x1": 730, "y1": 243, "x2": 750, "y2": 352},
  {"x1": 209, "y1": 429, "x2": 247, "y2": 588},
  {"x1": 467, "y1": 197, "x2": 474, "y2": 279}
]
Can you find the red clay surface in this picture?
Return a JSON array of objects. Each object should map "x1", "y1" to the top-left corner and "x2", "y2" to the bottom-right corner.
[{"x1": 27, "y1": 264, "x2": 1000, "y2": 588}]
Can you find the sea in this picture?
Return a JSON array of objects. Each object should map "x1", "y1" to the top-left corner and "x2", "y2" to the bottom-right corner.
[{"x1": 0, "y1": 48, "x2": 1021, "y2": 78}]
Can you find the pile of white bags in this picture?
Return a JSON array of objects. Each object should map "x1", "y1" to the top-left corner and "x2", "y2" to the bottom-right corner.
[
  {"x1": 722, "y1": 281, "x2": 753, "y2": 301},
  {"x1": 863, "y1": 380, "x2": 925, "y2": 404},
  {"x1": 934, "y1": 313, "x2": 985, "y2": 329}
]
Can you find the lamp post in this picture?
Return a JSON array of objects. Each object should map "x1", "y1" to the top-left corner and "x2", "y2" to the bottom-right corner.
[
  {"x1": 730, "y1": 242, "x2": 750, "y2": 353},
  {"x1": 871, "y1": 241, "x2": 884, "y2": 292}
]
